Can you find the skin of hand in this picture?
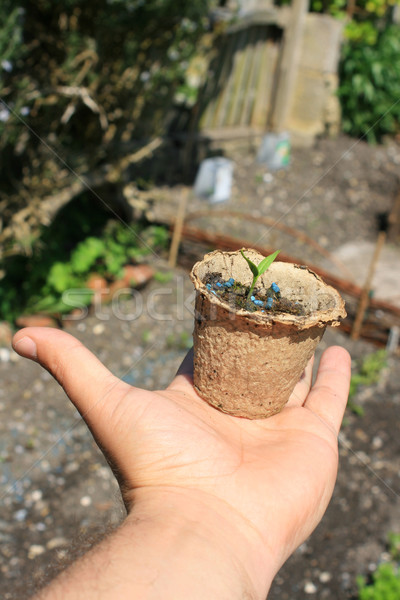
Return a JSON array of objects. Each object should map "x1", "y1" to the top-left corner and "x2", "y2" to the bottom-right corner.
[{"x1": 13, "y1": 327, "x2": 351, "y2": 599}]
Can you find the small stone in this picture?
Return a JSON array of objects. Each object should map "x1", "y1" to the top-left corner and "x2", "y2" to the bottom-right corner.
[
  {"x1": 263, "y1": 196, "x2": 273, "y2": 207},
  {"x1": 28, "y1": 544, "x2": 45, "y2": 559},
  {"x1": 80, "y1": 495, "x2": 92, "y2": 507},
  {"x1": 122, "y1": 354, "x2": 133, "y2": 367},
  {"x1": 318, "y1": 236, "x2": 329, "y2": 247},
  {"x1": 13, "y1": 509, "x2": 27, "y2": 522},
  {"x1": 33, "y1": 380, "x2": 44, "y2": 393},
  {"x1": 93, "y1": 323, "x2": 105, "y2": 335},
  {"x1": 31, "y1": 490, "x2": 43, "y2": 503},
  {"x1": 372, "y1": 436, "x2": 383, "y2": 449},
  {"x1": 319, "y1": 572, "x2": 331, "y2": 583},
  {"x1": 297, "y1": 544, "x2": 308, "y2": 555},
  {"x1": 355, "y1": 428, "x2": 368, "y2": 442},
  {"x1": 0, "y1": 348, "x2": 10, "y2": 362},
  {"x1": 304, "y1": 581, "x2": 317, "y2": 594},
  {"x1": 64, "y1": 461, "x2": 79, "y2": 474},
  {"x1": 40, "y1": 505, "x2": 50, "y2": 518},
  {"x1": 47, "y1": 537, "x2": 68, "y2": 550}
]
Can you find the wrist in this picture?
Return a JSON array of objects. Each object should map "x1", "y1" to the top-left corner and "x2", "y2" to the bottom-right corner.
[{"x1": 125, "y1": 486, "x2": 277, "y2": 600}]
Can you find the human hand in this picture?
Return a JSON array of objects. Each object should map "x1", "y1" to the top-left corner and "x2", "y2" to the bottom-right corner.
[{"x1": 13, "y1": 327, "x2": 350, "y2": 599}]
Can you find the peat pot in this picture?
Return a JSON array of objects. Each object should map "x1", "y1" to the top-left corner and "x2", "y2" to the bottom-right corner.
[{"x1": 190, "y1": 249, "x2": 346, "y2": 419}]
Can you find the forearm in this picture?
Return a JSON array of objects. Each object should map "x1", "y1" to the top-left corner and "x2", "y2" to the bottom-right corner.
[{"x1": 33, "y1": 488, "x2": 275, "y2": 600}]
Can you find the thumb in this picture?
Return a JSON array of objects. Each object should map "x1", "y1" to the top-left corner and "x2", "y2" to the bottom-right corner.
[{"x1": 12, "y1": 327, "x2": 127, "y2": 430}]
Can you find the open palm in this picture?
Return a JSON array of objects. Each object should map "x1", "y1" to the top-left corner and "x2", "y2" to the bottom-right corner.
[{"x1": 13, "y1": 327, "x2": 350, "y2": 574}]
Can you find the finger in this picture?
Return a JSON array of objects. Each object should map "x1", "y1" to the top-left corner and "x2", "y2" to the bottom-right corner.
[
  {"x1": 304, "y1": 346, "x2": 351, "y2": 435},
  {"x1": 12, "y1": 327, "x2": 127, "y2": 422},
  {"x1": 286, "y1": 354, "x2": 314, "y2": 407}
]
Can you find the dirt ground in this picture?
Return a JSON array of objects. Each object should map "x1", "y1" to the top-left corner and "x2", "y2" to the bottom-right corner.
[{"x1": 1, "y1": 134, "x2": 400, "y2": 599}]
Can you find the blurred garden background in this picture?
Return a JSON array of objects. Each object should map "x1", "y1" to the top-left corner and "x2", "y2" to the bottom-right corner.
[
  {"x1": 1, "y1": 0, "x2": 400, "y2": 324},
  {"x1": 1, "y1": 0, "x2": 400, "y2": 598}
]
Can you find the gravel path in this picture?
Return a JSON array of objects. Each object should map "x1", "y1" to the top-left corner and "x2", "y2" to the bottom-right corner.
[{"x1": 1, "y1": 134, "x2": 400, "y2": 599}]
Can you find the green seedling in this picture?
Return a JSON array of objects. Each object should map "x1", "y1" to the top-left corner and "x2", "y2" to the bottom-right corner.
[
  {"x1": 388, "y1": 532, "x2": 400, "y2": 561},
  {"x1": 357, "y1": 562, "x2": 400, "y2": 599},
  {"x1": 240, "y1": 249, "x2": 280, "y2": 302},
  {"x1": 349, "y1": 350, "x2": 387, "y2": 398}
]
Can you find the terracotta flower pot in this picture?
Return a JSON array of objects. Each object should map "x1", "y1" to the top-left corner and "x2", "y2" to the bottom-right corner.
[{"x1": 190, "y1": 249, "x2": 346, "y2": 419}]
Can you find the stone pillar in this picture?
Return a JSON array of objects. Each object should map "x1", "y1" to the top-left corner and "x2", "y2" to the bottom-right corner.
[{"x1": 285, "y1": 13, "x2": 344, "y2": 146}]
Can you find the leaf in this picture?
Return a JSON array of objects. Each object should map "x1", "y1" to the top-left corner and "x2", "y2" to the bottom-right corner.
[
  {"x1": 240, "y1": 250, "x2": 259, "y2": 277},
  {"x1": 70, "y1": 237, "x2": 105, "y2": 274},
  {"x1": 47, "y1": 262, "x2": 75, "y2": 293},
  {"x1": 257, "y1": 250, "x2": 280, "y2": 276}
]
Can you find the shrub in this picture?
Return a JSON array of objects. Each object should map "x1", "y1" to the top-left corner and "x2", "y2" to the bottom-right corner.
[
  {"x1": 0, "y1": 218, "x2": 169, "y2": 323},
  {"x1": 357, "y1": 563, "x2": 400, "y2": 599},
  {"x1": 338, "y1": 25, "x2": 400, "y2": 143}
]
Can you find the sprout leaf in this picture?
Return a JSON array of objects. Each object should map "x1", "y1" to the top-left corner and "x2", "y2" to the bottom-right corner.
[
  {"x1": 240, "y1": 249, "x2": 281, "y2": 303},
  {"x1": 258, "y1": 250, "x2": 280, "y2": 276}
]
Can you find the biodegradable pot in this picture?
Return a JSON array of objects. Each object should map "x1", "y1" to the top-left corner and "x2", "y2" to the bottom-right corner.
[{"x1": 190, "y1": 249, "x2": 346, "y2": 419}]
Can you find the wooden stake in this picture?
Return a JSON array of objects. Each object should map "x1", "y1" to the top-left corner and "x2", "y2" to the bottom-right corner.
[
  {"x1": 168, "y1": 188, "x2": 189, "y2": 268},
  {"x1": 351, "y1": 230, "x2": 386, "y2": 340}
]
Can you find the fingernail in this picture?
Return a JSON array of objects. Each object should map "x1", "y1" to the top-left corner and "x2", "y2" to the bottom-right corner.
[{"x1": 13, "y1": 336, "x2": 37, "y2": 360}]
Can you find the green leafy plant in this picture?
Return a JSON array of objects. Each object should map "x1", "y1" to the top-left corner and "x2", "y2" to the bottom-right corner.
[
  {"x1": 357, "y1": 533, "x2": 400, "y2": 600},
  {"x1": 240, "y1": 249, "x2": 280, "y2": 302},
  {"x1": 300, "y1": 0, "x2": 400, "y2": 142},
  {"x1": 388, "y1": 533, "x2": 400, "y2": 562},
  {"x1": 0, "y1": 218, "x2": 169, "y2": 323},
  {"x1": 338, "y1": 25, "x2": 400, "y2": 143},
  {"x1": 347, "y1": 349, "x2": 387, "y2": 415},
  {"x1": 349, "y1": 349, "x2": 387, "y2": 398},
  {"x1": 308, "y1": 0, "x2": 400, "y2": 45},
  {"x1": 357, "y1": 563, "x2": 400, "y2": 599}
]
